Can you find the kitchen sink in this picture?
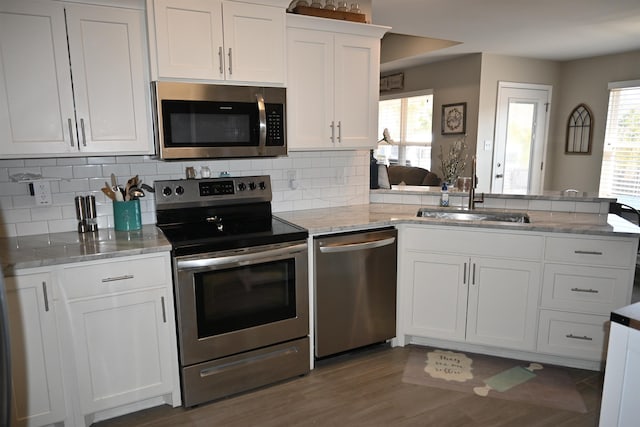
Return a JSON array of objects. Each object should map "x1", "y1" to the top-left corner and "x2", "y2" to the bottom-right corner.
[{"x1": 416, "y1": 208, "x2": 530, "y2": 223}]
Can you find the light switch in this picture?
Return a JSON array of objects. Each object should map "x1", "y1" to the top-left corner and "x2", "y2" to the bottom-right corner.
[{"x1": 484, "y1": 140, "x2": 492, "y2": 151}]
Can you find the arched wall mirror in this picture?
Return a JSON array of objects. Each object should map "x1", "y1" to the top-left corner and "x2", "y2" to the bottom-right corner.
[{"x1": 565, "y1": 103, "x2": 593, "y2": 154}]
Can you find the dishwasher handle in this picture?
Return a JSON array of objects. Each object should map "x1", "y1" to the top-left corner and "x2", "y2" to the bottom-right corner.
[{"x1": 318, "y1": 236, "x2": 396, "y2": 253}]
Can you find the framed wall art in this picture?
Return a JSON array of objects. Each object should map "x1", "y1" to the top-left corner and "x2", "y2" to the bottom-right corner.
[{"x1": 441, "y1": 102, "x2": 467, "y2": 135}]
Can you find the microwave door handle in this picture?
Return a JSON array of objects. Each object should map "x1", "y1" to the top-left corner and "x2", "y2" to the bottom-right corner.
[{"x1": 256, "y1": 93, "x2": 267, "y2": 152}]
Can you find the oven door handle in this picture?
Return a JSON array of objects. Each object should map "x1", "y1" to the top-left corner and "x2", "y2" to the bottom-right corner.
[
  {"x1": 256, "y1": 93, "x2": 267, "y2": 153},
  {"x1": 318, "y1": 236, "x2": 396, "y2": 254},
  {"x1": 177, "y1": 242, "x2": 306, "y2": 269}
]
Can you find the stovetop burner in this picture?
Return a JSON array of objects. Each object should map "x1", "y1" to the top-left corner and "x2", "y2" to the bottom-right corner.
[{"x1": 155, "y1": 176, "x2": 307, "y2": 255}]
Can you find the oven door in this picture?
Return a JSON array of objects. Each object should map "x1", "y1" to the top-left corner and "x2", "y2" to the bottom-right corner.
[{"x1": 174, "y1": 241, "x2": 308, "y2": 366}]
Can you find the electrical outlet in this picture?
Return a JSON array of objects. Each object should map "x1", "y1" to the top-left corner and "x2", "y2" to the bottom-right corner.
[{"x1": 32, "y1": 180, "x2": 52, "y2": 205}]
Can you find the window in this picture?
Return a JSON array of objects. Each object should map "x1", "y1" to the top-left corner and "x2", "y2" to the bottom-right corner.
[
  {"x1": 599, "y1": 80, "x2": 640, "y2": 208},
  {"x1": 376, "y1": 91, "x2": 433, "y2": 169}
]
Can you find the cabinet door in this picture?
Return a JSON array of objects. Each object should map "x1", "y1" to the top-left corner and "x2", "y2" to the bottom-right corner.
[
  {"x1": 333, "y1": 33, "x2": 380, "y2": 149},
  {"x1": 222, "y1": 2, "x2": 284, "y2": 84},
  {"x1": 286, "y1": 28, "x2": 334, "y2": 150},
  {"x1": 466, "y1": 257, "x2": 541, "y2": 351},
  {"x1": 402, "y1": 252, "x2": 468, "y2": 341},
  {"x1": 153, "y1": 0, "x2": 224, "y2": 80},
  {"x1": 67, "y1": 288, "x2": 175, "y2": 415},
  {"x1": 66, "y1": 4, "x2": 152, "y2": 155},
  {"x1": 0, "y1": 0, "x2": 75, "y2": 157},
  {"x1": 5, "y1": 273, "x2": 66, "y2": 427}
]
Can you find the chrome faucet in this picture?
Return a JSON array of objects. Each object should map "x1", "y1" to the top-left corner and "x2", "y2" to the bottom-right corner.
[{"x1": 468, "y1": 156, "x2": 484, "y2": 210}]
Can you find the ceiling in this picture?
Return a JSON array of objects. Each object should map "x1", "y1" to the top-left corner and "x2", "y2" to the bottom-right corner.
[{"x1": 371, "y1": 0, "x2": 640, "y2": 72}]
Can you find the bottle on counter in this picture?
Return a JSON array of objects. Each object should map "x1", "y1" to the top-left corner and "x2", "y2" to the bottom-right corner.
[{"x1": 440, "y1": 182, "x2": 449, "y2": 207}]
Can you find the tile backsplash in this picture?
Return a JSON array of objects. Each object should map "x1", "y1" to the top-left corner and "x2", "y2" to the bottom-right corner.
[{"x1": 0, "y1": 151, "x2": 370, "y2": 237}]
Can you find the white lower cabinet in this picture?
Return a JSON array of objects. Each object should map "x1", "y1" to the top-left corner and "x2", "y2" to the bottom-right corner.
[
  {"x1": 400, "y1": 226, "x2": 542, "y2": 352},
  {"x1": 536, "y1": 234, "x2": 636, "y2": 362},
  {"x1": 5, "y1": 270, "x2": 66, "y2": 427},
  {"x1": 58, "y1": 252, "x2": 180, "y2": 426},
  {"x1": 399, "y1": 225, "x2": 637, "y2": 369},
  {"x1": 5, "y1": 252, "x2": 180, "y2": 427}
]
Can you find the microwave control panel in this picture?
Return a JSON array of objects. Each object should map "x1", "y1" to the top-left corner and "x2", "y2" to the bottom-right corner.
[{"x1": 266, "y1": 104, "x2": 285, "y2": 147}]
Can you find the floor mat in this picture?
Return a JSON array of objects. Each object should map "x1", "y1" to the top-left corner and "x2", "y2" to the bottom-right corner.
[{"x1": 402, "y1": 347, "x2": 587, "y2": 413}]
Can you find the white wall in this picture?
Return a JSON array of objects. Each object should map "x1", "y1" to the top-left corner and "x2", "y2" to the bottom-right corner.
[
  {"x1": 549, "y1": 50, "x2": 640, "y2": 192},
  {"x1": 0, "y1": 151, "x2": 370, "y2": 237},
  {"x1": 477, "y1": 54, "x2": 561, "y2": 192}
]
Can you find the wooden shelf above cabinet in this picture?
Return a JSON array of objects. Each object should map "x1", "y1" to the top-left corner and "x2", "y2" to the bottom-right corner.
[{"x1": 291, "y1": 5, "x2": 367, "y2": 23}]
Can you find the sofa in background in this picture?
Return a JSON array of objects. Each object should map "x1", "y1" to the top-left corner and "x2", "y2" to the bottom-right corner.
[{"x1": 387, "y1": 165, "x2": 441, "y2": 186}]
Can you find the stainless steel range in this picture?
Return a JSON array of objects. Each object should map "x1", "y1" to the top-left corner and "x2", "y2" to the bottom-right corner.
[{"x1": 155, "y1": 176, "x2": 309, "y2": 407}]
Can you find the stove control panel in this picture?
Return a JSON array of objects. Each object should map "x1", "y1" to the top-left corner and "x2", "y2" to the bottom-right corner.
[{"x1": 154, "y1": 175, "x2": 272, "y2": 209}]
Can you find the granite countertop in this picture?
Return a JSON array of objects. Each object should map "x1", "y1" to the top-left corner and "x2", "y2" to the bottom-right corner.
[
  {"x1": 374, "y1": 186, "x2": 614, "y2": 202},
  {"x1": 276, "y1": 203, "x2": 640, "y2": 236},
  {"x1": 1, "y1": 225, "x2": 171, "y2": 275}
]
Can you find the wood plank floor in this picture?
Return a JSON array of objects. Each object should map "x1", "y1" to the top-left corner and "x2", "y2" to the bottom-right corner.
[{"x1": 95, "y1": 344, "x2": 604, "y2": 427}]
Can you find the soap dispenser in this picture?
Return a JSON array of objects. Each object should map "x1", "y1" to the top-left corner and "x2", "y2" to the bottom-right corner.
[{"x1": 440, "y1": 182, "x2": 449, "y2": 207}]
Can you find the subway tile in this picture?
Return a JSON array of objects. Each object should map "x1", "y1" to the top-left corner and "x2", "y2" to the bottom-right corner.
[
  {"x1": 73, "y1": 164, "x2": 103, "y2": 178},
  {"x1": 41, "y1": 165, "x2": 74, "y2": 179},
  {"x1": 0, "y1": 159, "x2": 25, "y2": 167},
  {"x1": 59, "y1": 179, "x2": 90, "y2": 193},
  {"x1": 30, "y1": 206, "x2": 62, "y2": 221},
  {"x1": 0, "y1": 182, "x2": 28, "y2": 196},
  {"x1": 87, "y1": 156, "x2": 117, "y2": 165},
  {"x1": 17, "y1": 221, "x2": 49, "y2": 235},
  {"x1": 57, "y1": 157, "x2": 87, "y2": 166},
  {"x1": 0, "y1": 223, "x2": 17, "y2": 237}
]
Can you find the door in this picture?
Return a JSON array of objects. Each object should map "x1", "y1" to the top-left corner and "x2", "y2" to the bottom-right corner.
[
  {"x1": 6, "y1": 273, "x2": 66, "y2": 427},
  {"x1": 466, "y1": 257, "x2": 541, "y2": 351},
  {"x1": 403, "y1": 252, "x2": 468, "y2": 341},
  {"x1": 66, "y1": 4, "x2": 152, "y2": 154},
  {"x1": 0, "y1": 0, "x2": 75, "y2": 157},
  {"x1": 153, "y1": 0, "x2": 224, "y2": 80},
  {"x1": 68, "y1": 288, "x2": 174, "y2": 414},
  {"x1": 492, "y1": 82, "x2": 551, "y2": 194},
  {"x1": 222, "y1": 2, "x2": 285, "y2": 84},
  {"x1": 287, "y1": 28, "x2": 334, "y2": 149},
  {"x1": 334, "y1": 33, "x2": 379, "y2": 148}
]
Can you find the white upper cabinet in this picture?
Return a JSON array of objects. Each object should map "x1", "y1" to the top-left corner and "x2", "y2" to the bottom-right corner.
[
  {"x1": 0, "y1": 0, "x2": 153, "y2": 158},
  {"x1": 0, "y1": 1, "x2": 75, "y2": 157},
  {"x1": 150, "y1": 0, "x2": 285, "y2": 84},
  {"x1": 286, "y1": 15, "x2": 388, "y2": 151}
]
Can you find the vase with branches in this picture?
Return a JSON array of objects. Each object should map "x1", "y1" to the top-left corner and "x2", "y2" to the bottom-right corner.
[{"x1": 439, "y1": 136, "x2": 468, "y2": 185}]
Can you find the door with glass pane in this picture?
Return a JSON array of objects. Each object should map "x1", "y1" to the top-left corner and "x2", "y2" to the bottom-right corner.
[{"x1": 493, "y1": 83, "x2": 551, "y2": 194}]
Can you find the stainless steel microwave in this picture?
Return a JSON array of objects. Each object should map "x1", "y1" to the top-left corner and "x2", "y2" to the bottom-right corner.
[{"x1": 151, "y1": 82, "x2": 286, "y2": 160}]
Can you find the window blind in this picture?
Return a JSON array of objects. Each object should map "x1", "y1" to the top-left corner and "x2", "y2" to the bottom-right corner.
[{"x1": 599, "y1": 81, "x2": 640, "y2": 202}]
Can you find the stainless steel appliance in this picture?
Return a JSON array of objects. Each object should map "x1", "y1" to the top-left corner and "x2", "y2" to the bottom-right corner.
[
  {"x1": 152, "y1": 82, "x2": 286, "y2": 160},
  {"x1": 314, "y1": 227, "x2": 397, "y2": 358},
  {"x1": 155, "y1": 176, "x2": 309, "y2": 407}
]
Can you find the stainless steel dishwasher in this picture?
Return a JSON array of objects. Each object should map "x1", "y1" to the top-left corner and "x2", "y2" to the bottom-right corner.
[{"x1": 314, "y1": 227, "x2": 397, "y2": 358}]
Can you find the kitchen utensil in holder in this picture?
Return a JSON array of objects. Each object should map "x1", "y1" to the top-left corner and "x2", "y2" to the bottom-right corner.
[
  {"x1": 75, "y1": 196, "x2": 88, "y2": 233},
  {"x1": 113, "y1": 199, "x2": 142, "y2": 231}
]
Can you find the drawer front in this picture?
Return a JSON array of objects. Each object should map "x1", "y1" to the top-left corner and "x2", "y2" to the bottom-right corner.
[
  {"x1": 542, "y1": 264, "x2": 631, "y2": 314},
  {"x1": 545, "y1": 236, "x2": 635, "y2": 267},
  {"x1": 537, "y1": 310, "x2": 608, "y2": 361},
  {"x1": 403, "y1": 226, "x2": 543, "y2": 260},
  {"x1": 61, "y1": 254, "x2": 169, "y2": 300}
]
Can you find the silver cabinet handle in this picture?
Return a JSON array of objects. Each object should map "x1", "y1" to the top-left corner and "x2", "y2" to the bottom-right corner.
[
  {"x1": 161, "y1": 296, "x2": 167, "y2": 323},
  {"x1": 318, "y1": 237, "x2": 396, "y2": 254},
  {"x1": 337, "y1": 120, "x2": 342, "y2": 143},
  {"x1": 42, "y1": 281, "x2": 49, "y2": 312},
  {"x1": 574, "y1": 250, "x2": 603, "y2": 255},
  {"x1": 330, "y1": 121, "x2": 335, "y2": 143},
  {"x1": 256, "y1": 93, "x2": 266, "y2": 150},
  {"x1": 571, "y1": 287, "x2": 599, "y2": 294},
  {"x1": 101, "y1": 274, "x2": 134, "y2": 283},
  {"x1": 228, "y1": 47, "x2": 232, "y2": 75},
  {"x1": 566, "y1": 334, "x2": 593, "y2": 341},
  {"x1": 463, "y1": 262, "x2": 467, "y2": 285},
  {"x1": 472, "y1": 263, "x2": 476, "y2": 285},
  {"x1": 68, "y1": 118, "x2": 75, "y2": 147},
  {"x1": 80, "y1": 118, "x2": 87, "y2": 146},
  {"x1": 218, "y1": 46, "x2": 223, "y2": 75}
]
